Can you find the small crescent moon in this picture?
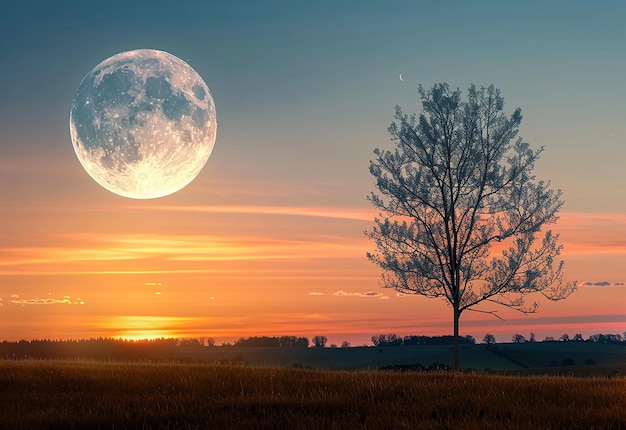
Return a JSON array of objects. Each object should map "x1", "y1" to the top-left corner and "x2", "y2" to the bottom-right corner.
[{"x1": 399, "y1": 74, "x2": 404, "y2": 81}]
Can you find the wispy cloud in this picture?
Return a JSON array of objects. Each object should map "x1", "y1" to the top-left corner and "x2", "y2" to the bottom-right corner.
[
  {"x1": 0, "y1": 233, "x2": 368, "y2": 276},
  {"x1": 308, "y1": 292, "x2": 325, "y2": 296},
  {"x1": 8, "y1": 295, "x2": 84, "y2": 306},
  {"x1": 556, "y1": 212, "x2": 626, "y2": 256},
  {"x1": 131, "y1": 204, "x2": 374, "y2": 222},
  {"x1": 333, "y1": 290, "x2": 389, "y2": 299},
  {"x1": 581, "y1": 281, "x2": 624, "y2": 287}
]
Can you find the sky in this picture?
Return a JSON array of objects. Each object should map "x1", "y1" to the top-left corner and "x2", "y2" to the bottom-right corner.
[{"x1": 1, "y1": 0, "x2": 625, "y2": 345}]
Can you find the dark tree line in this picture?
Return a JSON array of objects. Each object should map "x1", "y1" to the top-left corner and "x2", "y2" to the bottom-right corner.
[
  {"x1": 485, "y1": 332, "x2": 625, "y2": 344},
  {"x1": 232, "y1": 336, "x2": 310, "y2": 348},
  {"x1": 0, "y1": 338, "x2": 179, "y2": 360},
  {"x1": 371, "y1": 334, "x2": 476, "y2": 347}
]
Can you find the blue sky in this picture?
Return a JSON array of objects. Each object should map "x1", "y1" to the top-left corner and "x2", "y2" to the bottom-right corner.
[{"x1": 2, "y1": 1, "x2": 625, "y2": 210}]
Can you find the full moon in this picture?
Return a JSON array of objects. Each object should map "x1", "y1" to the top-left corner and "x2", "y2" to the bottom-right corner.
[{"x1": 69, "y1": 49, "x2": 216, "y2": 199}]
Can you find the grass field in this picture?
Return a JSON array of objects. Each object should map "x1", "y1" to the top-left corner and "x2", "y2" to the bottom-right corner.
[{"x1": 1, "y1": 359, "x2": 625, "y2": 429}]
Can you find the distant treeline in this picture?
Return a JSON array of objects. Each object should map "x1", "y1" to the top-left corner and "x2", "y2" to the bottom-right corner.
[
  {"x1": 372, "y1": 332, "x2": 626, "y2": 347},
  {"x1": 508, "y1": 332, "x2": 625, "y2": 344},
  {"x1": 232, "y1": 336, "x2": 310, "y2": 348},
  {"x1": 0, "y1": 336, "x2": 315, "y2": 360},
  {"x1": 0, "y1": 338, "x2": 180, "y2": 360},
  {"x1": 371, "y1": 334, "x2": 477, "y2": 347},
  {"x1": 2, "y1": 331, "x2": 625, "y2": 360}
]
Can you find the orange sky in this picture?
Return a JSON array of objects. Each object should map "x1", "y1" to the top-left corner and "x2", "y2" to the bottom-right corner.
[{"x1": 1, "y1": 151, "x2": 625, "y2": 344}]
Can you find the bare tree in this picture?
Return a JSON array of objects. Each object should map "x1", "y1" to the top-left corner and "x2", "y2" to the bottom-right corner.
[{"x1": 367, "y1": 83, "x2": 576, "y2": 370}]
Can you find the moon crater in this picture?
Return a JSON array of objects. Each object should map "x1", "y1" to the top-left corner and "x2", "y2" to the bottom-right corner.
[{"x1": 70, "y1": 49, "x2": 216, "y2": 199}]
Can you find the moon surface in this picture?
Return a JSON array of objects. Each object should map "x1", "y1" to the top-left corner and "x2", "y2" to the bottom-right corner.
[{"x1": 70, "y1": 49, "x2": 216, "y2": 199}]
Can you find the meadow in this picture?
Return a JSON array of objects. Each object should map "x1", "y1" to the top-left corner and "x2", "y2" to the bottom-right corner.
[{"x1": 1, "y1": 358, "x2": 625, "y2": 429}]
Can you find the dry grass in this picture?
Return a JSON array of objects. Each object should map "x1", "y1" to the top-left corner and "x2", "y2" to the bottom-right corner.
[{"x1": 1, "y1": 359, "x2": 625, "y2": 429}]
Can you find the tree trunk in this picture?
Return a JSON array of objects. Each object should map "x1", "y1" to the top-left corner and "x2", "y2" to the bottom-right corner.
[{"x1": 453, "y1": 305, "x2": 460, "y2": 371}]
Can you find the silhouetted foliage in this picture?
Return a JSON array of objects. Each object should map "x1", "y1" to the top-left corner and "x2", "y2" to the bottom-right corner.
[
  {"x1": 178, "y1": 338, "x2": 203, "y2": 347},
  {"x1": 371, "y1": 334, "x2": 475, "y2": 347},
  {"x1": 367, "y1": 83, "x2": 576, "y2": 370},
  {"x1": 512, "y1": 334, "x2": 526, "y2": 344},
  {"x1": 0, "y1": 338, "x2": 178, "y2": 360},
  {"x1": 371, "y1": 334, "x2": 401, "y2": 346},
  {"x1": 312, "y1": 336, "x2": 327, "y2": 348},
  {"x1": 559, "y1": 333, "x2": 570, "y2": 342},
  {"x1": 232, "y1": 336, "x2": 309, "y2": 348},
  {"x1": 482, "y1": 334, "x2": 496, "y2": 345}
]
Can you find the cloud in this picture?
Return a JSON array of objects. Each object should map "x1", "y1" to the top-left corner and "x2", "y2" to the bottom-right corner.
[
  {"x1": 581, "y1": 281, "x2": 623, "y2": 287},
  {"x1": 362, "y1": 291, "x2": 383, "y2": 297},
  {"x1": 8, "y1": 295, "x2": 85, "y2": 306},
  {"x1": 144, "y1": 282, "x2": 163, "y2": 286},
  {"x1": 333, "y1": 290, "x2": 388, "y2": 299},
  {"x1": 308, "y1": 292, "x2": 325, "y2": 296},
  {"x1": 132, "y1": 204, "x2": 374, "y2": 222},
  {"x1": 0, "y1": 232, "x2": 368, "y2": 276}
]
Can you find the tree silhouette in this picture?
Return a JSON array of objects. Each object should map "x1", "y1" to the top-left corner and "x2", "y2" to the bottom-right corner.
[
  {"x1": 367, "y1": 83, "x2": 576, "y2": 370},
  {"x1": 312, "y1": 336, "x2": 327, "y2": 348},
  {"x1": 512, "y1": 333, "x2": 526, "y2": 343},
  {"x1": 482, "y1": 333, "x2": 496, "y2": 345}
]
